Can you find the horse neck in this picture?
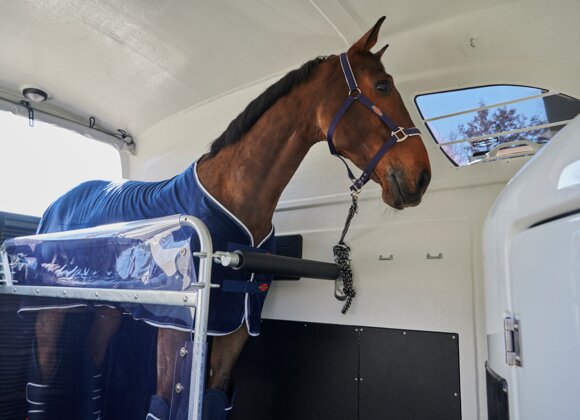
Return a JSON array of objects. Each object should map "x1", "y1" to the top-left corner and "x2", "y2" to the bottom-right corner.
[{"x1": 197, "y1": 84, "x2": 320, "y2": 243}]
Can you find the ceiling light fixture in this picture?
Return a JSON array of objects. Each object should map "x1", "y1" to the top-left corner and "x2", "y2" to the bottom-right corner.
[{"x1": 22, "y1": 87, "x2": 48, "y2": 103}]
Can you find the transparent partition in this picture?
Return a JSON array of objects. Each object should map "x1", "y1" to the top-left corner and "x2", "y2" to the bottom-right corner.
[
  {"x1": 3, "y1": 215, "x2": 195, "y2": 289},
  {"x1": 0, "y1": 215, "x2": 212, "y2": 420}
]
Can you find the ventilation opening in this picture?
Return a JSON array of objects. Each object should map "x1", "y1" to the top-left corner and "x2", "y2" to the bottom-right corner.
[{"x1": 415, "y1": 85, "x2": 580, "y2": 166}]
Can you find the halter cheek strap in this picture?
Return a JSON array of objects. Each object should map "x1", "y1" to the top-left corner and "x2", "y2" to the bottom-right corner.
[{"x1": 326, "y1": 52, "x2": 421, "y2": 193}]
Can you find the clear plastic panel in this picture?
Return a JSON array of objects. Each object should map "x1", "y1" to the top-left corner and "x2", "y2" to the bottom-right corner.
[
  {"x1": 0, "y1": 215, "x2": 204, "y2": 419},
  {"x1": 2, "y1": 215, "x2": 196, "y2": 291}
]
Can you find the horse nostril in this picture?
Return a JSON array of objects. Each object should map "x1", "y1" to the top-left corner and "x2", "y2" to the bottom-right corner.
[{"x1": 418, "y1": 170, "x2": 431, "y2": 193}]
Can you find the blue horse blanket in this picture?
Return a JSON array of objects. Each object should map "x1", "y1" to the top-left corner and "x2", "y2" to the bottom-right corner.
[{"x1": 18, "y1": 162, "x2": 275, "y2": 336}]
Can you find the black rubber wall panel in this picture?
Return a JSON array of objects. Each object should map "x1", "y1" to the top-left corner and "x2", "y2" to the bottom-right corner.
[
  {"x1": 231, "y1": 321, "x2": 359, "y2": 420},
  {"x1": 232, "y1": 319, "x2": 461, "y2": 420},
  {"x1": 359, "y1": 328, "x2": 462, "y2": 420}
]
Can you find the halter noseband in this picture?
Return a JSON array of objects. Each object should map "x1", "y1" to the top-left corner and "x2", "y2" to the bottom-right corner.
[{"x1": 326, "y1": 53, "x2": 421, "y2": 193}]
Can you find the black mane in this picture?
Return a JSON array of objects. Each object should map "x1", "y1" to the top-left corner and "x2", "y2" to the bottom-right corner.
[{"x1": 208, "y1": 56, "x2": 326, "y2": 157}]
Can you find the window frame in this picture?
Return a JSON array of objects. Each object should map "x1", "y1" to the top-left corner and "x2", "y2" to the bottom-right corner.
[{"x1": 414, "y1": 84, "x2": 577, "y2": 167}]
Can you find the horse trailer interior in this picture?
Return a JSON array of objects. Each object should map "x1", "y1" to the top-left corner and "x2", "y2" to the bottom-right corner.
[{"x1": 0, "y1": 1, "x2": 579, "y2": 420}]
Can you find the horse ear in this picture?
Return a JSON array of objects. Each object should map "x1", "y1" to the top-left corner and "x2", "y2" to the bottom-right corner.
[
  {"x1": 375, "y1": 43, "x2": 389, "y2": 60},
  {"x1": 349, "y1": 16, "x2": 386, "y2": 53}
]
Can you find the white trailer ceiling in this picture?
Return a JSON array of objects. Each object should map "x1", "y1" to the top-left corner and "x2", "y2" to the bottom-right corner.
[{"x1": 0, "y1": 0, "x2": 578, "y2": 144}]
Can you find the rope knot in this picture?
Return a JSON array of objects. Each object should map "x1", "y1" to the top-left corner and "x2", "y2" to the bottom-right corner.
[
  {"x1": 332, "y1": 192, "x2": 360, "y2": 314},
  {"x1": 333, "y1": 242, "x2": 356, "y2": 314}
]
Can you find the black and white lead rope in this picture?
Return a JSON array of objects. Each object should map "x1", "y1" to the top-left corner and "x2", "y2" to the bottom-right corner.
[{"x1": 333, "y1": 192, "x2": 359, "y2": 314}]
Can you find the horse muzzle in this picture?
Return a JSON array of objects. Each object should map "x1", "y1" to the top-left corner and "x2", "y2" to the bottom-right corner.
[{"x1": 383, "y1": 169, "x2": 431, "y2": 209}]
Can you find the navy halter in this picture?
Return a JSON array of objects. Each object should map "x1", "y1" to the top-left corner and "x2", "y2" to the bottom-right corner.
[{"x1": 326, "y1": 53, "x2": 421, "y2": 193}]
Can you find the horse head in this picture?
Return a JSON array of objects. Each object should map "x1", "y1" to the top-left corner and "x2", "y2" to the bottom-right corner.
[{"x1": 317, "y1": 17, "x2": 431, "y2": 209}]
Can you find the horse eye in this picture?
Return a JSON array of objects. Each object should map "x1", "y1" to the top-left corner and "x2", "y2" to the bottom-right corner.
[{"x1": 375, "y1": 79, "x2": 391, "y2": 96}]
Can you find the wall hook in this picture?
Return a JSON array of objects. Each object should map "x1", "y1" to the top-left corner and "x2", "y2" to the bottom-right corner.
[
  {"x1": 426, "y1": 252, "x2": 443, "y2": 260},
  {"x1": 379, "y1": 254, "x2": 394, "y2": 261}
]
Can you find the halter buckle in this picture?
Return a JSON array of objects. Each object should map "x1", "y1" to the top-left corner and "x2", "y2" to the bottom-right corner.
[
  {"x1": 348, "y1": 88, "x2": 361, "y2": 98},
  {"x1": 393, "y1": 127, "x2": 409, "y2": 143}
]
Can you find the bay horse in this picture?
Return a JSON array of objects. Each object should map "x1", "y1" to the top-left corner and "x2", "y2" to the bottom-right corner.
[{"x1": 25, "y1": 17, "x2": 430, "y2": 420}]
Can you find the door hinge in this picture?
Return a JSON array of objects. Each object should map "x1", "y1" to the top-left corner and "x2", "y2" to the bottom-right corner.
[{"x1": 504, "y1": 315, "x2": 522, "y2": 367}]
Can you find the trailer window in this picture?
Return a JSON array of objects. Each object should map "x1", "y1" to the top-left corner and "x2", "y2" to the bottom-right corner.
[
  {"x1": 415, "y1": 86, "x2": 580, "y2": 166},
  {"x1": 0, "y1": 111, "x2": 122, "y2": 217}
]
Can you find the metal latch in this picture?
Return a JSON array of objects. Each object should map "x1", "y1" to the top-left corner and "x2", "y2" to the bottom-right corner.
[{"x1": 504, "y1": 315, "x2": 522, "y2": 367}]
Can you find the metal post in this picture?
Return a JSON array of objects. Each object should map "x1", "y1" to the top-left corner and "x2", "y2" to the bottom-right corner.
[{"x1": 180, "y1": 215, "x2": 213, "y2": 420}]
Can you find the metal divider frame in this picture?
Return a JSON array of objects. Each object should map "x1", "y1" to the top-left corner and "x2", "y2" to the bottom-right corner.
[{"x1": 0, "y1": 214, "x2": 213, "y2": 420}]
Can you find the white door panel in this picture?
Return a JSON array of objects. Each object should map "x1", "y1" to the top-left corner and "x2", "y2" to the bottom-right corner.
[{"x1": 510, "y1": 213, "x2": 580, "y2": 420}]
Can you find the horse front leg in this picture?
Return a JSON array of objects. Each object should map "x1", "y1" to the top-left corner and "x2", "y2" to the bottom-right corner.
[
  {"x1": 208, "y1": 326, "x2": 249, "y2": 391},
  {"x1": 148, "y1": 326, "x2": 249, "y2": 420},
  {"x1": 86, "y1": 305, "x2": 122, "y2": 368},
  {"x1": 158, "y1": 327, "x2": 250, "y2": 395},
  {"x1": 146, "y1": 328, "x2": 190, "y2": 419},
  {"x1": 156, "y1": 328, "x2": 191, "y2": 402},
  {"x1": 204, "y1": 326, "x2": 250, "y2": 420}
]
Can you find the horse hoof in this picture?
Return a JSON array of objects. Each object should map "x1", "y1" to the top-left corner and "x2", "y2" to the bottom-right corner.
[
  {"x1": 203, "y1": 389, "x2": 232, "y2": 420},
  {"x1": 146, "y1": 395, "x2": 170, "y2": 420}
]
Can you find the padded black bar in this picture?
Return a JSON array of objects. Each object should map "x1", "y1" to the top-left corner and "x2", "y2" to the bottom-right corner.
[{"x1": 235, "y1": 251, "x2": 340, "y2": 280}]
